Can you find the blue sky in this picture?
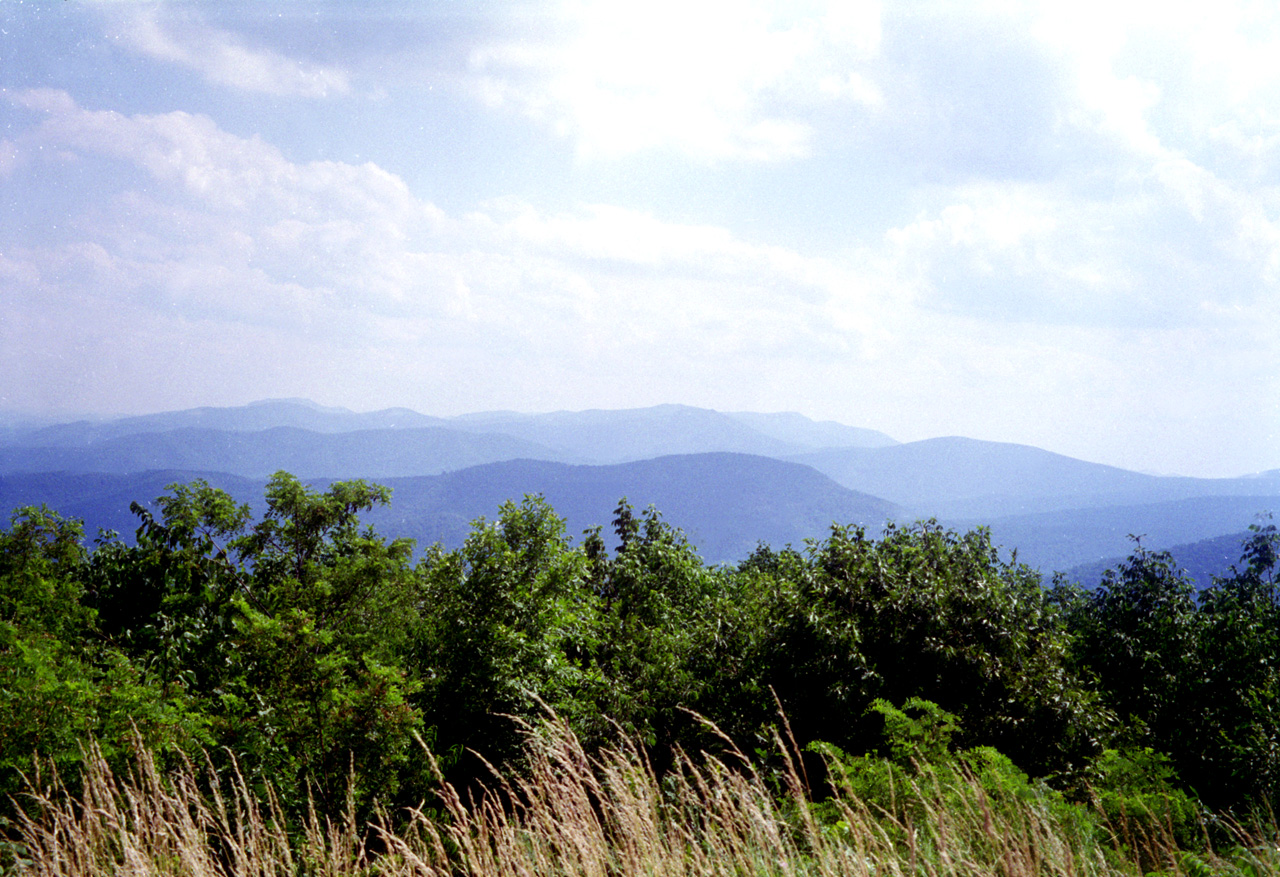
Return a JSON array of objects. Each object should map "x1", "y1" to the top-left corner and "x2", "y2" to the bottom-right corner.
[{"x1": 1, "y1": 0, "x2": 1277, "y2": 477}]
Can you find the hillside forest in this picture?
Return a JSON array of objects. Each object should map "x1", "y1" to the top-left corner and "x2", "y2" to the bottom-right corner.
[{"x1": 3, "y1": 472, "x2": 1280, "y2": 872}]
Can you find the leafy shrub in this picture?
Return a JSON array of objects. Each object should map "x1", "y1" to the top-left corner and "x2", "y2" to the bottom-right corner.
[{"x1": 1092, "y1": 747, "x2": 1205, "y2": 855}]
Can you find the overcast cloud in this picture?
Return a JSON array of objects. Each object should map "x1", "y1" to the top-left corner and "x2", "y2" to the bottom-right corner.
[{"x1": 0, "y1": 0, "x2": 1276, "y2": 477}]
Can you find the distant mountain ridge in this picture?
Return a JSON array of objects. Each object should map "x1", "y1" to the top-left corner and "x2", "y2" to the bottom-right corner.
[
  {"x1": 367, "y1": 453, "x2": 899, "y2": 564},
  {"x1": 0, "y1": 400, "x2": 898, "y2": 461},
  {"x1": 791, "y1": 437, "x2": 1280, "y2": 519},
  {"x1": 0, "y1": 454, "x2": 898, "y2": 566},
  {"x1": 0, "y1": 399, "x2": 1274, "y2": 576},
  {"x1": 958, "y1": 495, "x2": 1279, "y2": 573},
  {"x1": 1063, "y1": 530, "x2": 1260, "y2": 591},
  {"x1": 0, "y1": 401, "x2": 898, "y2": 471},
  {"x1": 1, "y1": 399, "x2": 447, "y2": 447},
  {"x1": 0, "y1": 426, "x2": 563, "y2": 479}
]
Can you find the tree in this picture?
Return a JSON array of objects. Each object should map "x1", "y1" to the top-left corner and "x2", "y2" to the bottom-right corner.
[
  {"x1": 769, "y1": 521, "x2": 1108, "y2": 779},
  {"x1": 88, "y1": 480, "x2": 251, "y2": 697},
  {"x1": 87, "y1": 473, "x2": 428, "y2": 818},
  {"x1": 1184, "y1": 518, "x2": 1280, "y2": 808},
  {"x1": 215, "y1": 473, "x2": 424, "y2": 815},
  {"x1": 590, "y1": 500, "x2": 720, "y2": 752},
  {"x1": 413, "y1": 495, "x2": 599, "y2": 776},
  {"x1": 1061, "y1": 523, "x2": 1280, "y2": 811},
  {"x1": 0, "y1": 507, "x2": 200, "y2": 808},
  {"x1": 1066, "y1": 542, "x2": 1197, "y2": 740}
]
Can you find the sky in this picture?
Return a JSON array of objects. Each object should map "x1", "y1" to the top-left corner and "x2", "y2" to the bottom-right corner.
[{"x1": 1, "y1": 0, "x2": 1278, "y2": 478}]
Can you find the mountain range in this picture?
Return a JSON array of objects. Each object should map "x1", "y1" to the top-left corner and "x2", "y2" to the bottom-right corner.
[{"x1": 0, "y1": 399, "x2": 1275, "y2": 576}]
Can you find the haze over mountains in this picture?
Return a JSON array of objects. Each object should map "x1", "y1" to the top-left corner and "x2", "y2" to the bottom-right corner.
[
  {"x1": 0, "y1": 399, "x2": 1275, "y2": 577},
  {"x1": 0, "y1": 400, "x2": 896, "y2": 471}
]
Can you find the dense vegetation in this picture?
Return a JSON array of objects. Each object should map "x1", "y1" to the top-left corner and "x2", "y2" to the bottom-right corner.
[{"x1": 2, "y1": 472, "x2": 1278, "y2": 871}]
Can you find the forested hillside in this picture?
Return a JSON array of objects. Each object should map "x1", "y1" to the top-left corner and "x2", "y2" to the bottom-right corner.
[
  {"x1": 2, "y1": 400, "x2": 1276, "y2": 576},
  {"x1": 3, "y1": 473, "x2": 1279, "y2": 872}
]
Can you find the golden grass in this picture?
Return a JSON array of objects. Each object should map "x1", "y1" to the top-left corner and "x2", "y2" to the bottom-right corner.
[{"x1": 7, "y1": 720, "x2": 1279, "y2": 877}]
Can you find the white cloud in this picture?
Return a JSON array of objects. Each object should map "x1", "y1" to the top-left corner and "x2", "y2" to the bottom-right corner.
[
  {"x1": 106, "y1": 5, "x2": 351, "y2": 98},
  {"x1": 4, "y1": 62, "x2": 1277, "y2": 474},
  {"x1": 467, "y1": 0, "x2": 882, "y2": 161},
  {"x1": 820, "y1": 0, "x2": 1280, "y2": 337},
  {"x1": 879, "y1": 170, "x2": 1280, "y2": 333},
  {"x1": 1032, "y1": 0, "x2": 1280, "y2": 177},
  {"x1": 0, "y1": 139, "x2": 18, "y2": 178},
  {"x1": 4, "y1": 91, "x2": 883, "y2": 359}
]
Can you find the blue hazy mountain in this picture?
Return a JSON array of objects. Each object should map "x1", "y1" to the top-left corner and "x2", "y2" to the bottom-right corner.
[
  {"x1": 722, "y1": 411, "x2": 897, "y2": 449},
  {"x1": 791, "y1": 438, "x2": 1280, "y2": 519},
  {"x1": 0, "y1": 426, "x2": 564, "y2": 479},
  {"x1": 364, "y1": 453, "x2": 898, "y2": 563},
  {"x1": 0, "y1": 402, "x2": 897, "y2": 474},
  {"x1": 1062, "y1": 530, "x2": 1261, "y2": 591},
  {"x1": 2, "y1": 399, "x2": 446, "y2": 447},
  {"x1": 0, "y1": 454, "x2": 898, "y2": 566},
  {"x1": 962, "y1": 496, "x2": 1278, "y2": 574},
  {"x1": 434, "y1": 404, "x2": 897, "y2": 462},
  {"x1": 0, "y1": 401, "x2": 1274, "y2": 573},
  {"x1": 0, "y1": 470, "x2": 267, "y2": 541}
]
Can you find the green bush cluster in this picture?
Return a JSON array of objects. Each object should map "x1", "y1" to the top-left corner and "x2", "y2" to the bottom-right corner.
[{"x1": 0, "y1": 474, "x2": 1276, "y2": 852}]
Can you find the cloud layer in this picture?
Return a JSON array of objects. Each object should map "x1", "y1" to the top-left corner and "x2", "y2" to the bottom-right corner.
[
  {"x1": 1, "y1": 1, "x2": 1277, "y2": 477},
  {"x1": 468, "y1": 0, "x2": 882, "y2": 161},
  {"x1": 107, "y1": 6, "x2": 351, "y2": 98}
]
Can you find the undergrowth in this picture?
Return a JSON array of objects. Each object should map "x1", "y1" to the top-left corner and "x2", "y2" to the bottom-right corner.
[{"x1": 6, "y1": 716, "x2": 1280, "y2": 877}]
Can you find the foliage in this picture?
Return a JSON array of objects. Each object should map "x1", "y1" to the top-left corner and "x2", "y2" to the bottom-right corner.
[
  {"x1": 216, "y1": 473, "x2": 426, "y2": 816},
  {"x1": 762, "y1": 521, "x2": 1111, "y2": 780},
  {"x1": 584, "y1": 500, "x2": 721, "y2": 752},
  {"x1": 1, "y1": 476, "x2": 1279, "y2": 857},
  {"x1": 1192, "y1": 517, "x2": 1280, "y2": 808},
  {"x1": 1064, "y1": 521, "x2": 1280, "y2": 812},
  {"x1": 13, "y1": 715, "x2": 1230, "y2": 877},
  {"x1": 87, "y1": 480, "x2": 250, "y2": 697},
  {"x1": 0, "y1": 507, "x2": 202, "y2": 806},
  {"x1": 808, "y1": 698, "x2": 1094, "y2": 857},
  {"x1": 1091, "y1": 747, "x2": 1204, "y2": 854},
  {"x1": 412, "y1": 495, "x2": 598, "y2": 777}
]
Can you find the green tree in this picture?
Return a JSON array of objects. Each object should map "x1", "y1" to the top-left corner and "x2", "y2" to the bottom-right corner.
[
  {"x1": 1184, "y1": 518, "x2": 1280, "y2": 809},
  {"x1": 768, "y1": 521, "x2": 1108, "y2": 779},
  {"x1": 216, "y1": 473, "x2": 425, "y2": 815},
  {"x1": 587, "y1": 500, "x2": 720, "y2": 751},
  {"x1": 1063, "y1": 538, "x2": 1203, "y2": 805},
  {"x1": 0, "y1": 507, "x2": 199, "y2": 808},
  {"x1": 87, "y1": 480, "x2": 252, "y2": 698},
  {"x1": 413, "y1": 495, "x2": 599, "y2": 777},
  {"x1": 86, "y1": 473, "x2": 428, "y2": 818}
]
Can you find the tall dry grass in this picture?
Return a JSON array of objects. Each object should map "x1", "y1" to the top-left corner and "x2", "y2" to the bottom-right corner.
[{"x1": 6, "y1": 719, "x2": 1279, "y2": 876}]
